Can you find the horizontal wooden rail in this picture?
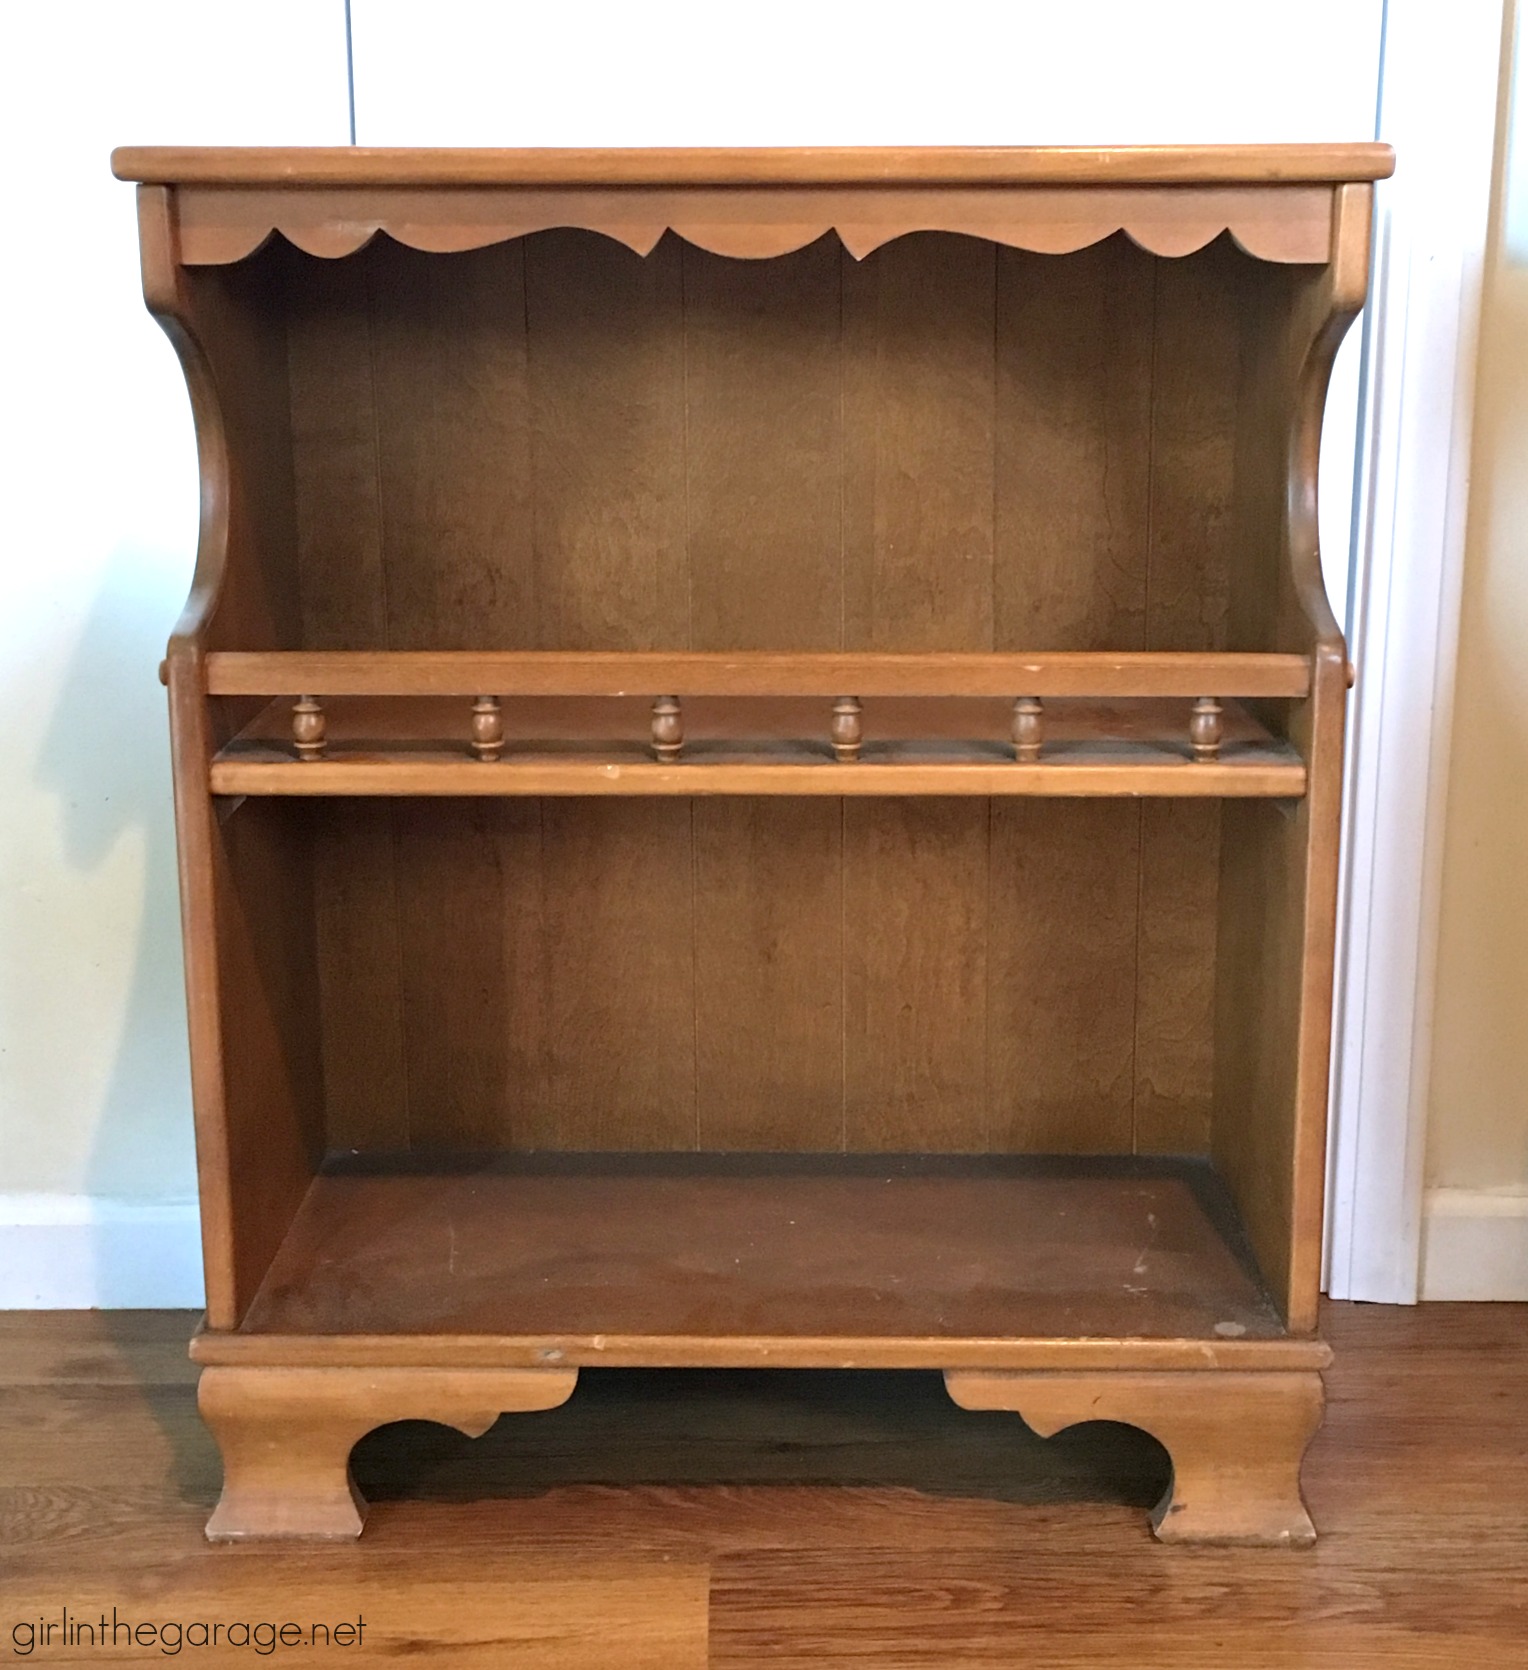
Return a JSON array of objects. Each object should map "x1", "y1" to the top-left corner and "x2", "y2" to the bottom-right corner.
[
  {"x1": 209, "y1": 757, "x2": 1307, "y2": 799},
  {"x1": 205, "y1": 650, "x2": 1312, "y2": 700}
]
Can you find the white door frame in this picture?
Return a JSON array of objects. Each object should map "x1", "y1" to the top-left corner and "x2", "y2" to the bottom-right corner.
[{"x1": 1325, "y1": 0, "x2": 1507, "y2": 1303}]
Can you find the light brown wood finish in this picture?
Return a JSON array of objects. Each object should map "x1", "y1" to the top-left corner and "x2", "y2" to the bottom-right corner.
[
  {"x1": 210, "y1": 756, "x2": 1306, "y2": 797},
  {"x1": 139, "y1": 187, "x2": 321, "y2": 1333},
  {"x1": 160, "y1": 183, "x2": 1339, "y2": 268},
  {"x1": 8, "y1": 1304, "x2": 1528, "y2": 1670},
  {"x1": 112, "y1": 143, "x2": 1396, "y2": 187},
  {"x1": 200, "y1": 1365, "x2": 577, "y2": 1539},
  {"x1": 234, "y1": 1157, "x2": 1289, "y2": 1347},
  {"x1": 209, "y1": 694, "x2": 1307, "y2": 797},
  {"x1": 1210, "y1": 182, "x2": 1373, "y2": 1332},
  {"x1": 129, "y1": 146, "x2": 1375, "y2": 1542},
  {"x1": 204, "y1": 649, "x2": 1313, "y2": 698},
  {"x1": 946, "y1": 1369, "x2": 1324, "y2": 1546}
]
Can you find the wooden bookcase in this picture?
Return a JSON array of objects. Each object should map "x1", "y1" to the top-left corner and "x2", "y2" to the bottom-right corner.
[{"x1": 115, "y1": 143, "x2": 1391, "y2": 1544}]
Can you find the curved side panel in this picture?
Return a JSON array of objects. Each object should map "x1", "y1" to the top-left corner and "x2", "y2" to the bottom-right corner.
[
  {"x1": 1210, "y1": 183, "x2": 1374, "y2": 1338},
  {"x1": 139, "y1": 186, "x2": 242, "y2": 1330},
  {"x1": 138, "y1": 186, "x2": 232, "y2": 654},
  {"x1": 1288, "y1": 183, "x2": 1374, "y2": 655},
  {"x1": 139, "y1": 187, "x2": 319, "y2": 1333},
  {"x1": 1282, "y1": 183, "x2": 1375, "y2": 1328}
]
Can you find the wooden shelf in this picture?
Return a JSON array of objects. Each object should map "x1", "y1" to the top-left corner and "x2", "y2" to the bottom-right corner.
[
  {"x1": 135, "y1": 142, "x2": 1370, "y2": 1542},
  {"x1": 205, "y1": 649, "x2": 1312, "y2": 699},
  {"x1": 212, "y1": 695, "x2": 1304, "y2": 797},
  {"x1": 221, "y1": 1153, "x2": 1308, "y2": 1369}
]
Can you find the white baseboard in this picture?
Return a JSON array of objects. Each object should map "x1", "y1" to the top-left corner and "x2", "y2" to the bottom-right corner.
[
  {"x1": 1419, "y1": 1188, "x2": 1528, "y2": 1300},
  {"x1": 0, "y1": 1195, "x2": 204, "y2": 1309}
]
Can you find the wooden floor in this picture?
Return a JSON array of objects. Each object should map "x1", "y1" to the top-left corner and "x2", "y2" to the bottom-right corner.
[{"x1": 1, "y1": 1302, "x2": 1525, "y2": 1667}]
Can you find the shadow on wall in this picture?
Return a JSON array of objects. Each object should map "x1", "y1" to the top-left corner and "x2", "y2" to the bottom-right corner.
[{"x1": 33, "y1": 538, "x2": 204, "y2": 1302}]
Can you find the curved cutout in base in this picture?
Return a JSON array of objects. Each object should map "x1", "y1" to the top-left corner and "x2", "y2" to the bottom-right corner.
[
  {"x1": 198, "y1": 1364, "x2": 579, "y2": 1540},
  {"x1": 944, "y1": 1367, "x2": 1324, "y2": 1546}
]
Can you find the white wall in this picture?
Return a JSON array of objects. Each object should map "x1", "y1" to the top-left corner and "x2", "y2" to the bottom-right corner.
[
  {"x1": 0, "y1": 1, "x2": 348, "y2": 1304},
  {"x1": 1422, "y1": 5, "x2": 1528, "y2": 1298},
  {"x1": 0, "y1": 0, "x2": 1384, "y2": 1305}
]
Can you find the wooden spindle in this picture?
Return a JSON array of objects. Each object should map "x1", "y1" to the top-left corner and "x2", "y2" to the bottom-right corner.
[
  {"x1": 831, "y1": 696, "x2": 863, "y2": 762},
  {"x1": 292, "y1": 695, "x2": 326, "y2": 762},
  {"x1": 470, "y1": 695, "x2": 503, "y2": 762},
  {"x1": 1012, "y1": 696, "x2": 1044, "y2": 762},
  {"x1": 651, "y1": 696, "x2": 683, "y2": 762},
  {"x1": 1190, "y1": 696, "x2": 1224, "y2": 762}
]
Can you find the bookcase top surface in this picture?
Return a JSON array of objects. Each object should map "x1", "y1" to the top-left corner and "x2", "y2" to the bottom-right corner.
[{"x1": 112, "y1": 143, "x2": 1394, "y2": 189}]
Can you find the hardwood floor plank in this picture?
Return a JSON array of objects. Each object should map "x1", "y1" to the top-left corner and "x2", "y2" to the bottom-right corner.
[{"x1": 4, "y1": 1304, "x2": 1528, "y2": 1667}]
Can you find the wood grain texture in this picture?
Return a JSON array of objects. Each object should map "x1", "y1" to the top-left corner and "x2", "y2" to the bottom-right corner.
[
  {"x1": 212, "y1": 755, "x2": 1306, "y2": 798},
  {"x1": 987, "y1": 802, "x2": 1139, "y2": 1152},
  {"x1": 684, "y1": 238, "x2": 843, "y2": 649},
  {"x1": 843, "y1": 234, "x2": 995, "y2": 652},
  {"x1": 1209, "y1": 192, "x2": 1368, "y2": 1331},
  {"x1": 1147, "y1": 236, "x2": 1245, "y2": 653},
  {"x1": 199, "y1": 796, "x2": 324, "y2": 1330},
  {"x1": 200, "y1": 1364, "x2": 577, "y2": 1539},
  {"x1": 209, "y1": 690, "x2": 1307, "y2": 800},
  {"x1": 526, "y1": 230, "x2": 687, "y2": 648},
  {"x1": 163, "y1": 183, "x2": 1346, "y2": 268},
  {"x1": 947, "y1": 1368, "x2": 1324, "y2": 1545},
  {"x1": 205, "y1": 648, "x2": 1314, "y2": 697},
  {"x1": 1134, "y1": 800, "x2": 1221, "y2": 1154},
  {"x1": 113, "y1": 144, "x2": 1397, "y2": 187},
  {"x1": 392, "y1": 801, "x2": 515, "y2": 1149},
  {"x1": 136, "y1": 158, "x2": 1369, "y2": 1513},
  {"x1": 10, "y1": 1303, "x2": 1528, "y2": 1669},
  {"x1": 312, "y1": 802, "x2": 407, "y2": 1150},
  {"x1": 843, "y1": 802, "x2": 989, "y2": 1151},
  {"x1": 237, "y1": 1156, "x2": 1284, "y2": 1344},
  {"x1": 539, "y1": 801, "x2": 697, "y2": 1149},
  {"x1": 693, "y1": 801, "x2": 844, "y2": 1149},
  {"x1": 284, "y1": 241, "x2": 386, "y2": 649},
  {"x1": 995, "y1": 238, "x2": 1153, "y2": 650},
  {"x1": 369, "y1": 241, "x2": 534, "y2": 649}
]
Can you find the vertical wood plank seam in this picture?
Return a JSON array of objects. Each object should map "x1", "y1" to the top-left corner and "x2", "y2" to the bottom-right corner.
[
  {"x1": 1130, "y1": 801, "x2": 1145, "y2": 1155},
  {"x1": 388, "y1": 804, "x2": 411, "y2": 1153},
  {"x1": 837, "y1": 244, "x2": 846, "y2": 654},
  {"x1": 363, "y1": 253, "x2": 392, "y2": 651},
  {"x1": 840, "y1": 797, "x2": 850, "y2": 1153},
  {"x1": 986, "y1": 240, "x2": 998, "y2": 1150},
  {"x1": 681, "y1": 239, "x2": 695, "y2": 652},
  {"x1": 535, "y1": 797, "x2": 550, "y2": 1142},
  {"x1": 521, "y1": 241, "x2": 541, "y2": 648},
  {"x1": 279, "y1": 269, "x2": 313, "y2": 650},
  {"x1": 690, "y1": 797, "x2": 700, "y2": 1150},
  {"x1": 1131, "y1": 258, "x2": 1163, "y2": 1155},
  {"x1": 680, "y1": 242, "x2": 700, "y2": 1151},
  {"x1": 987, "y1": 240, "x2": 999, "y2": 657},
  {"x1": 1145, "y1": 257, "x2": 1160, "y2": 645},
  {"x1": 836, "y1": 244, "x2": 847, "y2": 1155},
  {"x1": 365, "y1": 257, "x2": 409, "y2": 1154},
  {"x1": 984, "y1": 795, "x2": 994, "y2": 1151}
]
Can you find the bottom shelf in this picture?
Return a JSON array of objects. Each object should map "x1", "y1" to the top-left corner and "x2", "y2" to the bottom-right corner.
[{"x1": 232, "y1": 1154, "x2": 1291, "y2": 1355}]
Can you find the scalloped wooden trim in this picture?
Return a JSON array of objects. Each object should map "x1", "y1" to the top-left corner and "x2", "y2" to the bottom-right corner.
[{"x1": 175, "y1": 184, "x2": 1335, "y2": 266}]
